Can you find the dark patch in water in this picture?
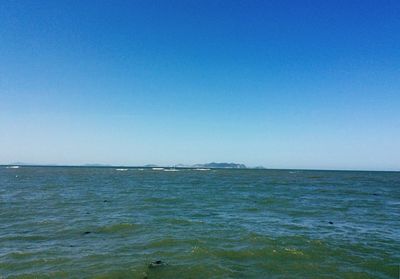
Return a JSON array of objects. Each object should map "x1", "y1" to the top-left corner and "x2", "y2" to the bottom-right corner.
[
  {"x1": 83, "y1": 231, "x2": 91, "y2": 235},
  {"x1": 148, "y1": 260, "x2": 166, "y2": 268},
  {"x1": 329, "y1": 221, "x2": 333, "y2": 225},
  {"x1": 103, "y1": 200, "x2": 109, "y2": 202}
]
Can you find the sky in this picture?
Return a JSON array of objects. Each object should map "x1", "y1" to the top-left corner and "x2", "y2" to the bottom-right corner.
[{"x1": 0, "y1": 0, "x2": 399, "y2": 170}]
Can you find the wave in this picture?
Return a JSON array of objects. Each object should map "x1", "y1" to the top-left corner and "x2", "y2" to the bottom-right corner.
[
  {"x1": 152, "y1": 167, "x2": 164, "y2": 170},
  {"x1": 6, "y1": 166, "x2": 20, "y2": 169},
  {"x1": 97, "y1": 223, "x2": 138, "y2": 233},
  {"x1": 164, "y1": 169, "x2": 179, "y2": 172},
  {"x1": 143, "y1": 197, "x2": 181, "y2": 203},
  {"x1": 194, "y1": 168, "x2": 211, "y2": 171},
  {"x1": 115, "y1": 168, "x2": 128, "y2": 171}
]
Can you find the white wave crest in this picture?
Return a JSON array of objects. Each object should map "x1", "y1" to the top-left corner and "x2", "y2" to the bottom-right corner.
[{"x1": 6, "y1": 166, "x2": 20, "y2": 169}]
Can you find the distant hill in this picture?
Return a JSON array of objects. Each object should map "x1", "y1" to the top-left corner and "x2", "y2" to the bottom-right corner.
[{"x1": 193, "y1": 162, "x2": 247, "y2": 169}]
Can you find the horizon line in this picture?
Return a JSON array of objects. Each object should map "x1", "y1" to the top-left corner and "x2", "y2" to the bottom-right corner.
[{"x1": 1, "y1": 163, "x2": 398, "y2": 173}]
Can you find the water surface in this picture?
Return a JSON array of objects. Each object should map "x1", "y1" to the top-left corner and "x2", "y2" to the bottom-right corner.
[{"x1": 0, "y1": 167, "x2": 399, "y2": 278}]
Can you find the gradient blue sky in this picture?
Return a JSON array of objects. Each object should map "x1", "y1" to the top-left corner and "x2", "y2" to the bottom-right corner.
[{"x1": 1, "y1": 0, "x2": 399, "y2": 170}]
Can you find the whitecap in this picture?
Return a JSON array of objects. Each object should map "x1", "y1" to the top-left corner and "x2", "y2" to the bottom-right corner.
[{"x1": 6, "y1": 166, "x2": 20, "y2": 169}]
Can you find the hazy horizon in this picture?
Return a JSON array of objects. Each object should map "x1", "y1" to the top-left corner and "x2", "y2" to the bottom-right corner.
[
  {"x1": 1, "y1": 161, "x2": 398, "y2": 172},
  {"x1": 1, "y1": 1, "x2": 399, "y2": 171}
]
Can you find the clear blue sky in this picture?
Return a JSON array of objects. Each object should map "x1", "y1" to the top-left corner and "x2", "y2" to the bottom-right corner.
[{"x1": 1, "y1": 1, "x2": 399, "y2": 170}]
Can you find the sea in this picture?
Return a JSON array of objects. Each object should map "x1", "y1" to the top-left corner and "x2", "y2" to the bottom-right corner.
[{"x1": 0, "y1": 166, "x2": 399, "y2": 278}]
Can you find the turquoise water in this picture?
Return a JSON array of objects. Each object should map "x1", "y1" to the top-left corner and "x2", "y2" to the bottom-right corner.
[{"x1": 0, "y1": 167, "x2": 399, "y2": 278}]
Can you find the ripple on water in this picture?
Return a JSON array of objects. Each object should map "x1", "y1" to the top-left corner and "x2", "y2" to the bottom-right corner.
[
  {"x1": 97, "y1": 223, "x2": 139, "y2": 234},
  {"x1": 0, "y1": 167, "x2": 398, "y2": 278}
]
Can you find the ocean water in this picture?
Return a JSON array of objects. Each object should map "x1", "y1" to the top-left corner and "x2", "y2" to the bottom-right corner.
[{"x1": 0, "y1": 167, "x2": 399, "y2": 278}]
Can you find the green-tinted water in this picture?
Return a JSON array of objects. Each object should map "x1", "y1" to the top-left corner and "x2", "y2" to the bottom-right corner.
[{"x1": 0, "y1": 167, "x2": 399, "y2": 278}]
